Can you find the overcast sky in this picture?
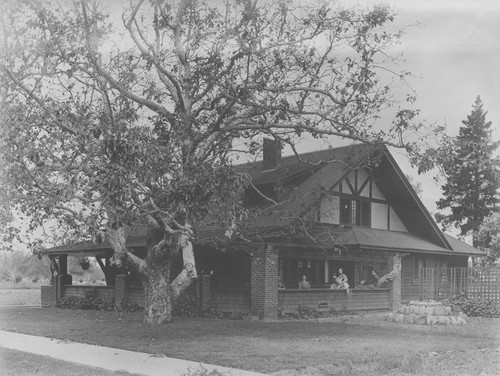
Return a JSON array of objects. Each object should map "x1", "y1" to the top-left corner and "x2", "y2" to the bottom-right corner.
[{"x1": 330, "y1": 0, "x2": 500, "y2": 224}]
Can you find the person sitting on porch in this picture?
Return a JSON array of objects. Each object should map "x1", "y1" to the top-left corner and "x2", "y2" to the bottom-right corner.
[
  {"x1": 361, "y1": 270, "x2": 379, "y2": 288},
  {"x1": 332, "y1": 268, "x2": 349, "y2": 291},
  {"x1": 298, "y1": 275, "x2": 311, "y2": 289},
  {"x1": 278, "y1": 281, "x2": 286, "y2": 289}
]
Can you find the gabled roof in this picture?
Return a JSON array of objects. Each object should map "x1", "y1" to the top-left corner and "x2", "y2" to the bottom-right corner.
[
  {"x1": 238, "y1": 143, "x2": 377, "y2": 185},
  {"x1": 241, "y1": 143, "x2": 481, "y2": 256},
  {"x1": 41, "y1": 144, "x2": 482, "y2": 258}
]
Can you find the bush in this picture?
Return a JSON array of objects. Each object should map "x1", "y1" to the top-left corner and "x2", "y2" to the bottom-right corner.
[
  {"x1": 292, "y1": 305, "x2": 321, "y2": 320},
  {"x1": 14, "y1": 275, "x2": 23, "y2": 284},
  {"x1": 57, "y1": 290, "x2": 142, "y2": 312},
  {"x1": 229, "y1": 311, "x2": 244, "y2": 320},
  {"x1": 447, "y1": 295, "x2": 500, "y2": 318},
  {"x1": 117, "y1": 298, "x2": 142, "y2": 312},
  {"x1": 172, "y1": 296, "x2": 223, "y2": 318},
  {"x1": 172, "y1": 296, "x2": 200, "y2": 317},
  {"x1": 57, "y1": 288, "x2": 111, "y2": 310}
]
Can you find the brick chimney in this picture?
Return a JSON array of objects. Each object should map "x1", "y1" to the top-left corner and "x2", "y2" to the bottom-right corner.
[{"x1": 262, "y1": 138, "x2": 282, "y2": 170}]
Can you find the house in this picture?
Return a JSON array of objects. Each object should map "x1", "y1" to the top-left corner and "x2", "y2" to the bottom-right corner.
[{"x1": 40, "y1": 141, "x2": 483, "y2": 319}]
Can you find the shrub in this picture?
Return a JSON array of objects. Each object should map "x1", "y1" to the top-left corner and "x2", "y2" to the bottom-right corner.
[
  {"x1": 447, "y1": 295, "x2": 500, "y2": 318},
  {"x1": 117, "y1": 298, "x2": 142, "y2": 312},
  {"x1": 172, "y1": 296, "x2": 223, "y2": 318},
  {"x1": 57, "y1": 290, "x2": 142, "y2": 312},
  {"x1": 292, "y1": 305, "x2": 321, "y2": 320},
  {"x1": 57, "y1": 288, "x2": 111, "y2": 310},
  {"x1": 229, "y1": 311, "x2": 244, "y2": 320},
  {"x1": 14, "y1": 275, "x2": 23, "y2": 284},
  {"x1": 172, "y1": 296, "x2": 200, "y2": 317}
]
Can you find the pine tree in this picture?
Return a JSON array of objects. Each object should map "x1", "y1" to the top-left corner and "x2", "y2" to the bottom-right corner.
[{"x1": 437, "y1": 96, "x2": 500, "y2": 243}]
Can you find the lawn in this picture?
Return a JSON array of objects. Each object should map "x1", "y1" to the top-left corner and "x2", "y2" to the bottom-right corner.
[
  {"x1": 0, "y1": 347, "x2": 140, "y2": 376},
  {"x1": 0, "y1": 306, "x2": 499, "y2": 375},
  {"x1": 0, "y1": 288, "x2": 41, "y2": 306}
]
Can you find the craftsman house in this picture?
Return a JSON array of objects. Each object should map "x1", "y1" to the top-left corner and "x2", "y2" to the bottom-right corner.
[{"x1": 40, "y1": 142, "x2": 483, "y2": 319}]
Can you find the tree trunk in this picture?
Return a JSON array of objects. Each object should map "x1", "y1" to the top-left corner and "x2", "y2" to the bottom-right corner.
[
  {"x1": 108, "y1": 224, "x2": 197, "y2": 324},
  {"x1": 144, "y1": 261, "x2": 173, "y2": 324}
]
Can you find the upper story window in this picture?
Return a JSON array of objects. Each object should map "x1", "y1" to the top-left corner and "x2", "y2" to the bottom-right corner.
[{"x1": 340, "y1": 198, "x2": 371, "y2": 226}]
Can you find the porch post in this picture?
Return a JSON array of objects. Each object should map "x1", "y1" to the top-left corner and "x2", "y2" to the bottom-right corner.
[
  {"x1": 55, "y1": 274, "x2": 64, "y2": 302},
  {"x1": 388, "y1": 253, "x2": 402, "y2": 310},
  {"x1": 251, "y1": 244, "x2": 278, "y2": 320},
  {"x1": 58, "y1": 255, "x2": 73, "y2": 285},
  {"x1": 198, "y1": 275, "x2": 212, "y2": 312}
]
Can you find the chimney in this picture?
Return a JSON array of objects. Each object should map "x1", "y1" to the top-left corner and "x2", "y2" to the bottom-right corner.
[{"x1": 262, "y1": 138, "x2": 282, "y2": 170}]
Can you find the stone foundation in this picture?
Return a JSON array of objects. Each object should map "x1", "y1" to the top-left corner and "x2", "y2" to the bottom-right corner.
[{"x1": 387, "y1": 301, "x2": 467, "y2": 326}]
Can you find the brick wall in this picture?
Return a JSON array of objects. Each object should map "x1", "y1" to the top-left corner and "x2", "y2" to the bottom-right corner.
[
  {"x1": 41, "y1": 285, "x2": 56, "y2": 307},
  {"x1": 63, "y1": 286, "x2": 115, "y2": 302},
  {"x1": 251, "y1": 245, "x2": 279, "y2": 319},
  {"x1": 278, "y1": 288, "x2": 390, "y2": 314}
]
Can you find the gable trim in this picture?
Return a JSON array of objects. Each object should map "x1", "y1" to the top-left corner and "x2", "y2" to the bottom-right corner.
[
  {"x1": 357, "y1": 175, "x2": 370, "y2": 196},
  {"x1": 381, "y1": 148, "x2": 452, "y2": 250}
]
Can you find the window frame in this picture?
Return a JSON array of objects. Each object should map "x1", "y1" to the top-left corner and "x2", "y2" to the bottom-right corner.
[
  {"x1": 339, "y1": 197, "x2": 371, "y2": 227},
  {"x1": 413, "y1": 256, "x2": 426, "y2": 283}
]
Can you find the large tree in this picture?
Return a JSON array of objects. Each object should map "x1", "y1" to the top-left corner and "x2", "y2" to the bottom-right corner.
[
  {"x1": 436, "y1": 97, "x2": 500, "y2": 243},
  {"x1": 478, "y1": 212, "x2": 500, "y2": 265},
  {"x1": 1, "y1": 0, "x2": 427, "y2": 323}
]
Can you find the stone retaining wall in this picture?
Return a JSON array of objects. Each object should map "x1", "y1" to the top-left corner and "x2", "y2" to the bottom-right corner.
[{"x1": 387, "y1": 301, "x2": 467, "y2": 326}]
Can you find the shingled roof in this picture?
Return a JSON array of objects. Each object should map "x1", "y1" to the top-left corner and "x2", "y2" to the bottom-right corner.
[
  {"x1": 235, "y1": 142, "x2": 482, "y2": 256},
  {"x1": 41, "y1": 143, "x2": 483, "y2": 258}
]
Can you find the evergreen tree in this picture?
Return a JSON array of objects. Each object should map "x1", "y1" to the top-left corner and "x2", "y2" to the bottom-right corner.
[{"x1": 436, "y1": 96, "x2": 500, "y2": 242}]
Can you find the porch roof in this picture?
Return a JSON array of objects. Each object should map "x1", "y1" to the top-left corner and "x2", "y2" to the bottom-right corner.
[
  {"x1": 309, "y1": 225, "x2": 483, "y2": 256},
  {"x1": 39, "y1": 225, "x2": 148, "y2": 257}
]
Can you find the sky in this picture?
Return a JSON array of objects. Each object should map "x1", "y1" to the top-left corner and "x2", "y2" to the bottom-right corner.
[
  {"x1": 309, "y1": 0, "x2": 500, "y2": 225},
  {"x1": 368, "y1": 0, "x2": 500, "y2": 218}
]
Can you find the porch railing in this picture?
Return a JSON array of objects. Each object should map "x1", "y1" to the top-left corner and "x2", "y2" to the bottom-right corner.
[{"x1": 420, "y1": 267, "x2": 500, "y2": 302}]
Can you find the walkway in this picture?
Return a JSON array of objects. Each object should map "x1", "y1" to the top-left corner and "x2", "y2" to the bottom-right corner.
[{"x1": 0, "y1": 330, "x2": 268, "y2": 376}]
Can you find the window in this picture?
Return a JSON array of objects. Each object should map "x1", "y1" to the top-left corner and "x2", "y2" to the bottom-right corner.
[
  {"x1": 413, "y1": 257, "x2": 426, "y2": 282},
  {"x1": 280, "y1": 258, "x2": 326, "y2": 288},
  {"x1": 340, "y1": 198, "x2": 371, "y2": 226}
]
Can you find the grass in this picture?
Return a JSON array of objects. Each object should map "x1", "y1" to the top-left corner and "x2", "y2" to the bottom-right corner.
[
  {"x1": 0, "y1": 280, "x2": 47, "y2": 289},
  {"x1": 0, "y1": 306, "x2": 499, "y2": 375},
  {"x1": 0, "y1": 288, "x2": 40, "y2": 306},
  {"x1": 0, "y1": 347, "x2": 141, "y2": 376}
]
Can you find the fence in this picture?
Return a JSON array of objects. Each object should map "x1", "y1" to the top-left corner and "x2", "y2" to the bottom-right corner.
[{"x1": 420, "y1": 267, "x2": 500, "y2": 302}]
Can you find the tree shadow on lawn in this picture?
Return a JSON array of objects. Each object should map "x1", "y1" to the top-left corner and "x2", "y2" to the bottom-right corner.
[{"x1": 0, "y1": 307, "x2": 498, "y2": 374}]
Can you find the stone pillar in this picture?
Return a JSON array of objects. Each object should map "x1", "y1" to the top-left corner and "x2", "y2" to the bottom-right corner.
[
  {"x1": 388, "y1": 253, "x2": 402, "y2": 310},
  {"x1": 250, "y1": 244, "x2": 278, "y2": 320},
  {"x1": 115, "y1": 274, "x2": 127, "y2": 307},
  {"x1": 199, "y1": 275, "x2": 212, "y2": 312}
]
